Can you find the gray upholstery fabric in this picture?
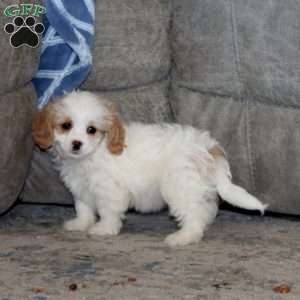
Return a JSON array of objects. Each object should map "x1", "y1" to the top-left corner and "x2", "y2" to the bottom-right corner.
[
  {"x1": 171, "y1": 0, "x2": 300, "y2": 214},
  {"x1": 0, "y1": 85, "x2": 36, "y2": 214},
  {"x1": 171, "y1": 87, "x2": 300, "y2": 214},
  {"x1": 0, "y1": 1, "x2": 42, "y2": 213},
  {"x1": 171, "y1": 0, "x2": 300, "y2": 107},
  {"x1": 95, "y1": 80, "x2": 172, "y2": 123},
  {"x1": 248, "y1": 102, "x2": 300, "y2": 213},
  {"x1": 236, "y1": 0, "x2": 300, "y2": 108},
  {"x1": 171, "y1": 0, "x2": 238, "y2": 97},
  {"x1": 20, "y1": 149, "x2": 73, "y2": 205},
  {"x1": 82, "y1": 0, "x2": 171, "y2": 91}
]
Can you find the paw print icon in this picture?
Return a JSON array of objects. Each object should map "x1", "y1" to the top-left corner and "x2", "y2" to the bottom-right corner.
[{"x1": 4, "y1": 16, "x2": 44, "y2": 48}]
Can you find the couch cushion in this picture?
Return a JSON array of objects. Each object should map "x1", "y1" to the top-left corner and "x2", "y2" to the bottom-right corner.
[
  {"x1": 94, "y1": 80, "x2": 172, "y2": 123},
  {"x1": 171, "y1": 0, "x2": 300, "y2": 214},
  {"x1": 0, "y1": 84, "x2": 36, "y2": 214},
  {"x1": 171, "y1": 0, "x2": 300, "y2": 108},
  {"x1": 20, "y1": 149, "x2": 73, "y2": 205},
  {"x1": 172, "y1": 0, "x2": 238, "y2": 97},
  {"x1": 82, "y1": 0, "x2": 171, "y2": 91},
  {"x1": 235, "y1": 0, "x2": 300, "y2": 108},
  {"x1": 0, "y1": 1, "x2": 43, "y2": 214},
  {"x1": 171, "y1": 86, "x2": 300, "y2": 215}
]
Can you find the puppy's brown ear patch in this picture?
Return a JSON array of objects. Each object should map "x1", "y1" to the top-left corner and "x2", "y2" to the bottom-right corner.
[
  {"x1": 32, "y1": 105, "x2": 54, "y2": 150},
  {"x1": 106, "y1": 114, "x2": 126, "y2": 155}
]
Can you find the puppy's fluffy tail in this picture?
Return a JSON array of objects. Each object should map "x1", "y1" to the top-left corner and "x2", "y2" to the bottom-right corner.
[{"x1": 210, "y1": 146, "x2": 268, "y2": 214}]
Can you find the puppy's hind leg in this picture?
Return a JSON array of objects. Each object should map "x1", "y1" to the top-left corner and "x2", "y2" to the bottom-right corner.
[
  {"x1": 64, "y1": 200, "x2": 96, "y2": 232},
  {"x1": 161, "y1": 167, "x2": 218, "y2": 247}
]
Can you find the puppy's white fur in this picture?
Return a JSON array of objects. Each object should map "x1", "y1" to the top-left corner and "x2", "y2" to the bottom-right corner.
[{"x1": 33, "y1": 91, "x2": 267, "y2": 247}]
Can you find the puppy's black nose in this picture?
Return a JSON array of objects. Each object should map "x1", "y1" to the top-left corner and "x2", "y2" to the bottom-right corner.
[{"x1": 72, "y1": 140, "x2": 82, "y2": 151}]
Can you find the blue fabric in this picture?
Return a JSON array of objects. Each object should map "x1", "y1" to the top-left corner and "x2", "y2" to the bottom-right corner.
[{"x1": 32, "y1": 0, "x2": 95, "y2": 109}]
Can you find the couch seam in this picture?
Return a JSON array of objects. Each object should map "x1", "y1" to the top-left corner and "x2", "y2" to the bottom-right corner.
[
  {"x1": 230, "y1": 1, "x2": 257, "y2": 194},
  {"x1": 167, "y1": 0, "x2": 176, "y2": 121},
  {"x1": 95, "y1": 75, "x2": 170, "y2": 93},
  {"x1": 230, "y1": 1, "x2": 242, "y2": 101},
  {"x1": 173, "y1": 83, "x2": 300, "y2": 111},
  {"x1": 246, "y1": 100, "x2": 257, "y2": 194}
]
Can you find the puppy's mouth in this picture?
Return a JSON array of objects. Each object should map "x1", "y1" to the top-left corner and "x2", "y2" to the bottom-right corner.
[
  {"x1": 71, "y1": 149, "x2": 82, "y2": 155},
  {"x1": 68, "y1": 149, "x2": 87, "y2": 159}
]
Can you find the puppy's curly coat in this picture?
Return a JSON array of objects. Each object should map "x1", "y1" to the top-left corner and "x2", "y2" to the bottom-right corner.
[{"x1": 32, "y1": 91, "x2": 267, "y2": 246}]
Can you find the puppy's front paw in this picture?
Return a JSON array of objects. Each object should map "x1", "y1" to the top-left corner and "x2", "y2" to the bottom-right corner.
[
  {"x1": 165, "y1": 230, "x2": 203, "y2": 247},
  {"x1": 64, "y1": 218, "x2": 93, "y2": 232},
  {"x1": 88, "y1": 222, "x2": 121, "y2": 236}
]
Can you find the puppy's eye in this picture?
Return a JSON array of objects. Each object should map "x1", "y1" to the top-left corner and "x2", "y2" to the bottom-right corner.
[
  {"x1": 87, "y1": 126, "x2": 97, "y2": 135},
  {"x1": 61, "y1": 122, "x2": 72, "y2": 130}
]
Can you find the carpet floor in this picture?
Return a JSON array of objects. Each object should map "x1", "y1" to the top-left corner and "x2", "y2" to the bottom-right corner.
[{"x1": 0, "y1": 204, "x2": 299, "y2": 300}]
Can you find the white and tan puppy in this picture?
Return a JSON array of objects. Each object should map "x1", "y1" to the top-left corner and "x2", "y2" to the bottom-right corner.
[{"x1": 32, "y1": 91, "x2": 267, "y2": 246}]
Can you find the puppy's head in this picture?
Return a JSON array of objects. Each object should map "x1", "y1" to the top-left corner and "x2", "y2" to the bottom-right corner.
[{"x1": 32, "y1": 91, "x2": 126, "y2": 159}]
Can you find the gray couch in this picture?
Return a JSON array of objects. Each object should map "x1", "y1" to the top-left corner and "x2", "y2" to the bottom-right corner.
[
  {"x1": 0, "y1": 0, "x2": 41, "y2": 214},
  {"x1": 1, "y1": 0, "x2": 300, "y2": 215}
]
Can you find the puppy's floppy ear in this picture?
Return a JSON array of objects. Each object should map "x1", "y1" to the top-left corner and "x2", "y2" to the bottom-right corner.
[
  {"x1": 32, "y1": 104, "x2": 54, "y2": 150},
  {"x1": 105, "y1": 103, "x2": 126, "y2": 155}
]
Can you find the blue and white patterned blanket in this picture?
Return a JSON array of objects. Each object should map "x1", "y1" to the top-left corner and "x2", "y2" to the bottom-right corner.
[{"x1": 32, "y1": 0, "x2": 95, "y2": 109}]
